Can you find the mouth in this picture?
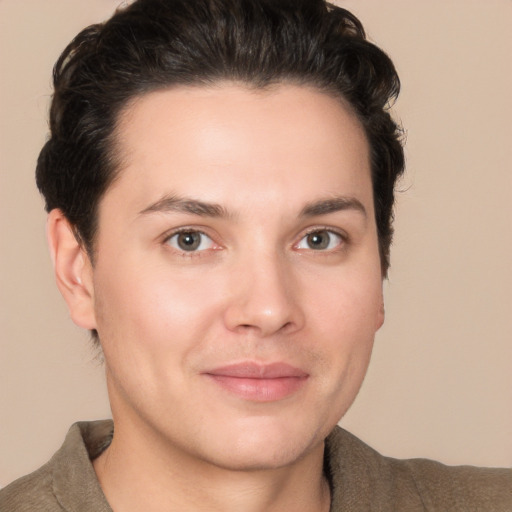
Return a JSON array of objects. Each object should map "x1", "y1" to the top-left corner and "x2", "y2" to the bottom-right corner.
[{"x1": 203, "y1": 362, "x2": 309, "y2": 402}]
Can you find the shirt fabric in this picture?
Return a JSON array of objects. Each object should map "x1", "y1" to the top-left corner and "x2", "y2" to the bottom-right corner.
[{"x1": 1, "y1": 420, "x2": 510, "y2": 511}]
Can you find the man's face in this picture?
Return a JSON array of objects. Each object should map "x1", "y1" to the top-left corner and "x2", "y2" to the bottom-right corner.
[{"x1": 86, "y1": 83, "x2": 384, "y2": 470}]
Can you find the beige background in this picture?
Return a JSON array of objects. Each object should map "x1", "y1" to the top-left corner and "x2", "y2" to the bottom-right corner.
[{"x1": 1, "y1": 0, "x2": 511, "y2": 488}]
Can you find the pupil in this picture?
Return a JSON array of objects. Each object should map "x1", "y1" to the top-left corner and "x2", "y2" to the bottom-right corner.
[
  {"x1": 308, "y1": 231, "x2": 329, "y2": 250},
  {"x1": 178, "y1": 232, "x2": 200, "y2": 251}
]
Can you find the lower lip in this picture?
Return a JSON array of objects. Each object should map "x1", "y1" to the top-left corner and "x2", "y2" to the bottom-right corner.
[{"x1": 206, "y1": 375, "x2": 308, "y2": 402}]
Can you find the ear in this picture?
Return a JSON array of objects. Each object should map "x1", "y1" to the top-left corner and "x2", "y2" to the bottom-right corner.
[
  {"x1": 46, "y1": 209, "x2": 97, "y2": 330},
  {"x1": 376, "y1": 300, "x2": 385, "y2": 330}
]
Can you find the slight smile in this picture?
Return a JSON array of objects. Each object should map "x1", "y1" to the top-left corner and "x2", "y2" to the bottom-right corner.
[{"x1": 204, "y1": 362, "x2": 309, "y2": 402}]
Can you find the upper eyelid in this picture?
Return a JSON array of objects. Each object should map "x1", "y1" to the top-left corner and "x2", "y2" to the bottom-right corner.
[
  {"x1": 161, "y1": 226, "x2": 215, "y2": 242},
  {"x1": 163, "y1": 229, "x2": 219, "y2": 256},
  {"x1": 293, "y1": 226, "x2": 349, "y2": 251},
  {"x1": 159, "y1": 225, "x2": 349, "y2": 248},
  {"x1": 297, "y1": 226, "x2": 348, "y2": 241}
]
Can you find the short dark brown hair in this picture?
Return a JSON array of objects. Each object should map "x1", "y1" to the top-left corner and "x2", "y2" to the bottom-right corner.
[{"x1": 36, "y1": 0, "x2": 404, "y2": 274}]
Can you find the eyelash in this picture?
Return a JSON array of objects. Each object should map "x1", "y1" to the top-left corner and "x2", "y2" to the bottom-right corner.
[
  {"x1": 163, "y1": 228, "x2": 218, "y2": 256},
  {"x1": 162, "y1": 226, "x2": 348, "y2": 256},
  {"x1": 294, "y1": 227, "x2": 348, "y2": 252}
]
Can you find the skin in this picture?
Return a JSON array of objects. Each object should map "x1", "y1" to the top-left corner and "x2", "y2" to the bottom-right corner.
[{"x1": 48, "y1": 83, "x2": 384, "y2": 512}]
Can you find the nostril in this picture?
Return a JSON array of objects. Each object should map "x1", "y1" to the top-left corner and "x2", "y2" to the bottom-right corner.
[{"x1": 280, "y1": 321, "x2": 294, "y2": 332}]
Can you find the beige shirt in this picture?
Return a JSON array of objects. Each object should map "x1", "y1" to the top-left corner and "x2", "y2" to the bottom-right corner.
[{"x1": 1, "y1": 420, "x2": 510, "y2": 511}]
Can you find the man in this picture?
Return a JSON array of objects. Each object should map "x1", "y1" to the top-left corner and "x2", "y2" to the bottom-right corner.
[{"x1": 1, "y1": 0, "x2": 510, "y2": 510}]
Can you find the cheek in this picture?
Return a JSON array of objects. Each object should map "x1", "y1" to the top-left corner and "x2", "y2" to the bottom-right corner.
[
  {"x1": 92, "y1": 258, "x2": 223, "y2": 357},
  {"x1": 91, "y1": 261, "x2": 227, "y2": 414},
  {"x1": 307, "y1": 267, "x2": 383, "y2": 339},
  {"x1": 303, "y1": 266, "x2": 382, "y2": 388},
  {"x1": 316, "y1": 281, "x2": 380, "y2": 421}
]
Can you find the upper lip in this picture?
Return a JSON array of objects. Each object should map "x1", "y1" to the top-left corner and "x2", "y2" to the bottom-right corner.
[{"x1": 205, "y1": 362, "x2": 309, "y2": 379}]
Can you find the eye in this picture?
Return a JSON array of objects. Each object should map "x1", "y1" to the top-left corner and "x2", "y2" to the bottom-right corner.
[
  {"x1": 166, "y1": 230, "x2": 216, "y2": 252},
  {"x1": 296, "y1": 229, "x2": 344, "y2": 251}
]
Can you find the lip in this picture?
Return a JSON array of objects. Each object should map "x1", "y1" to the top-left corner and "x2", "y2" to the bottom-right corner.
[{"x1": 203, "y1": 362, "x2": 309, "y2": 402}]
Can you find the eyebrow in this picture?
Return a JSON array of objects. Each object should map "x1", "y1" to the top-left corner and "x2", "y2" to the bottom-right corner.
[
  {"x1": 139, "y1": 194, "x2": 366, "y2": 219},
  {"x1": 300, "y1": 196, "x2": 367, "y2": 218},
  {"x1": 139, "y1": 195, "x2": 228, "y2": 217}
]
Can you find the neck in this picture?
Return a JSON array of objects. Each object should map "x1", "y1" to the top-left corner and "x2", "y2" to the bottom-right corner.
[{"x1": 93, "y1": 418, "x2": 331, "y2": 512}]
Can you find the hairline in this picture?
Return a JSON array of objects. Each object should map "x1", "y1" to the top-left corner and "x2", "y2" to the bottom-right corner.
[{"x1": 84, "y1": 78, "x2": 374, "y2": 263}]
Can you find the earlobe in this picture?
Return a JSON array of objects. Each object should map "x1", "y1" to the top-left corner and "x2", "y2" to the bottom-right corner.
[{"x1": 46, "y1": 209, "x2": 97, "y2": 330}]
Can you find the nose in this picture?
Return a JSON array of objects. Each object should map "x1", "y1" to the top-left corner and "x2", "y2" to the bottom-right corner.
[{"x1": 222, "y1": 251, "x2": 305, "y2": 337}]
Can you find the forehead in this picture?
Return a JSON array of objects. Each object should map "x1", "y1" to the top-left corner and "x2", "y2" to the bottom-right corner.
[{"x1": 107, "y1": 83, "x2": 372, "y2": 216}]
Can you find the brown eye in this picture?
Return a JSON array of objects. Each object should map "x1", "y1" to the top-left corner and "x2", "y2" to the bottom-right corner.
[
  {"x1": 167, "y1": 231, "x2": 214, "y2": 252},
  {"x1": 297, "y1": 230, "x2": 343, "y2": 251}
]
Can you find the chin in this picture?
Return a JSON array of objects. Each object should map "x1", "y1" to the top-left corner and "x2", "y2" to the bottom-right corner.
[
  {"x1": 207, "y1": 443, "x2": 316, "y2": 472},
  {"x1": 196, "y1": 418, "x2": 328, "y2": 472}
]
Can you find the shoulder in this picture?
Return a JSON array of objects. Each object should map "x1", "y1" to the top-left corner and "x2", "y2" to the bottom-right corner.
[
  {"x1": 399, "y1": 456, "x2": 512, "y2": 511},
  {"x1": 0, "y1": 459, "x2": 61, "y2": 511},
  {"x1": 326, "y1": 426, "x2": 512, "y2": 512},
  {"x1": 0, "y1": 420, "x2": 113, "y2": 512}
]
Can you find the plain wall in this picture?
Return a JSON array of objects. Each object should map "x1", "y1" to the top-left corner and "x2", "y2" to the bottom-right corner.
[{"x1": 1, "y1": 0, "x2": 511, "y2": 487}]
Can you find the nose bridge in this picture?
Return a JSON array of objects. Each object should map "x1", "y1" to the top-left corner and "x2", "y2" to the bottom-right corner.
[{"x1": 223, "y1": 245, "x2": 303, "y2": 336}]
